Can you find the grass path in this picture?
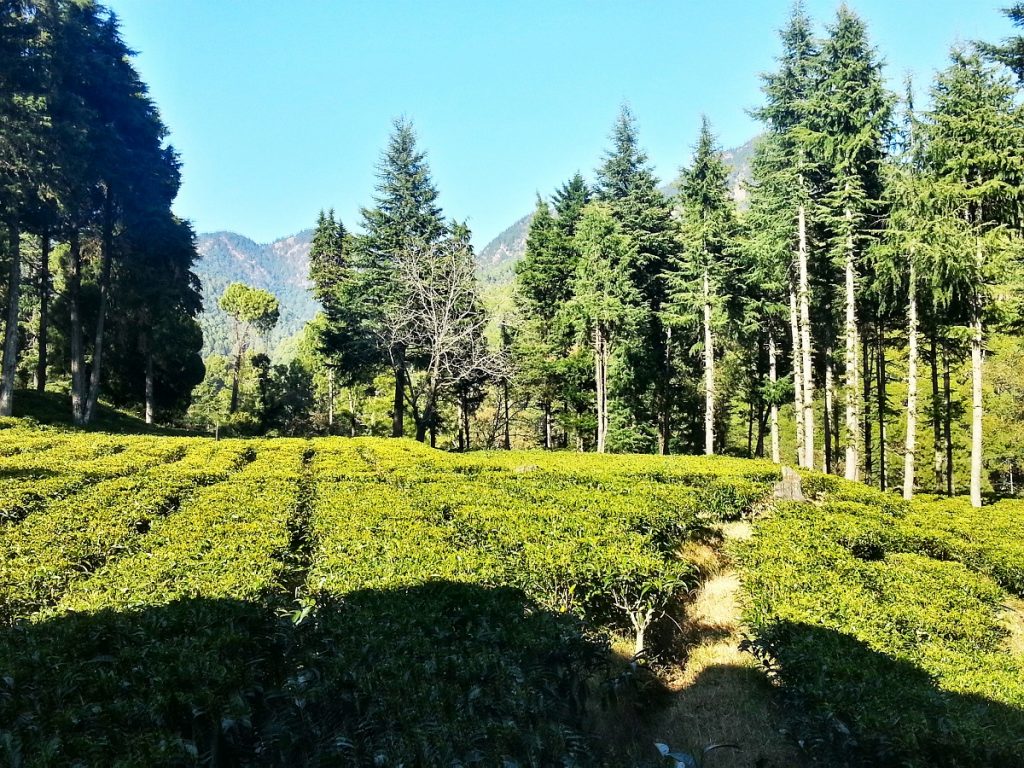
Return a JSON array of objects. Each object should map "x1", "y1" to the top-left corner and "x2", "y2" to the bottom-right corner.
[{"x1": 647, "y1": 521, "x2": 803, "y2": 768}]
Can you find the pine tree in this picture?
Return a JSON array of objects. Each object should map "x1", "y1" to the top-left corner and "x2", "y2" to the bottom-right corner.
[
  {"x1": 979, "y1": 4, "x2": 1024, "y2": 80},
  {"x1": 666, "y1": 117, "x2": 742, "y2": 456},
  {"x1": 595, "y1": 106, "x2": 677, "y2": 452},
  {"x1": 802, "y1": 6, "x2": 893, "y2": 480},
  {"x1": 355, "y1": 118, "x2": 448, "y2": 438},
  {"x1": 743, "y1": 135, "x2": 796, "y2": 463},
  {"x1": 921, "y1": 50, "x2": 1024, "y2": 507},
  {"x1": 569, "y1": 203, "x2": 642, "y2": 453},
  {"x1": 753, "y1": 1, "x2": 819, "y2": 468}
]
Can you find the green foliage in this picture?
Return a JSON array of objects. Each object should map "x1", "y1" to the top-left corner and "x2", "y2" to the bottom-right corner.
[
  {"x1": 738, "y1": 476, "x2": 1024, "y2": 765},
  {"x1": 0, "y1": 428, "x2": 775, "y2": 765}
]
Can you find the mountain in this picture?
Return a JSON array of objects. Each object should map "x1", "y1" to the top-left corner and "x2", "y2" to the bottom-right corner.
[
  {"x1": 193, "y1": 137, "x2": 759, "y2": 357},
  {"x1": 194, "y1": 230, "x2": 318, "y2": 357},
  {"x1": 475, "y1": 136, "x2": 760, "y2": 281}
]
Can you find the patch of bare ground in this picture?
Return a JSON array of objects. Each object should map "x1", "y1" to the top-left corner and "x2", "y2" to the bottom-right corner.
[
  {"x1": 643, "y1": 520, "x2": 804, "y2": 768},
  {"x1": 1002, "y1": 596, "x2": 1024, "y2": 657}
]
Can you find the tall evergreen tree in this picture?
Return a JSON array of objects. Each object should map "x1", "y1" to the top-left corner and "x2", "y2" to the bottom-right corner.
[
  {"x1": 594, "y1": 106, "x2": 677, "y2": 452},
  {"x1": 569, "y1": 203, "x2": 642, "y2": 453},
  {"x1": 355, "y1": 118, "x2": 448, "y2": 438},
  {"x1": 666, "y1": 118, "x2": 743, "y2": 456},
  {"x1": 802, "y1": 6, "x2": 893, "y2": 480},
  {"x1": 753, "y1": 1, "x2": 819, "y2": 468},
  {"x1": 921, "y1": 50, "x2": 1024, "y2": 507}
]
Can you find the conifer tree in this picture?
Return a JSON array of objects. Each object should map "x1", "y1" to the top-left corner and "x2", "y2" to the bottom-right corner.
[
  {"x1": 666, "y1": 117, "x2": 742, "y2": 455},
  {"x1": 979, "y1": 4, "x2": 1024, "y2": 80},
  {"x1": 570, "y1": 203, "x2": 642, "y2": 453},
  {"x1": 356, "y1": 119, "x2": 448, "y2": 438},
  {"x1": 753, "y1": 1, "x2": 818, "y2": 468},
  {"x1": 595, "y1": 106, "x2": 677, "y2": 452},
  {"x1": 802, "y1": 6, "x2": 892, "y2": 480},
  {"x1": 921, "y1": 50, "x2": 1024, "y2": 507}
]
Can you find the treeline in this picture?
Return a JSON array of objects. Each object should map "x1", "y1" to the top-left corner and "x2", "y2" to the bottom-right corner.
[
  {"x1": 297, "y1": 3, "x2": 1024, "y2": 507},
  {"x1": 513, "y1": 3, "x2": 1024, "y2": 507},
  {"x1": 307, "y1": 120, "x2": 494, "y2": 447},
  {"x1": 0, "y1": 0, "x2": 203, "y2": 425}
]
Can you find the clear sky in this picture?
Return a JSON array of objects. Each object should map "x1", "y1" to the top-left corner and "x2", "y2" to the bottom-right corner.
[{"x1": 106, "y1": 0, "x2": 1014, "y2": 247}]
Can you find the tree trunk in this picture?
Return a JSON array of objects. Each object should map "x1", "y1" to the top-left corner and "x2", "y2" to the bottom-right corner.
[
  {"x1": 790, "y1": 285, "x2": 804, "y2": 464},
  {"x1": 327, "y1": 369, "x2": 334, "y2": 432},
  {"x1": 659, "y1": 325, "x2": 673, "y2": 455},
  {"x1": 931, "y1": 332, "x2": 943, "y2": 491},
  {"x1": 67, "y1": 229, "x2": 86, "y2": 426},
  {"x1": 144, "y1": 334, "x2": 155, "y2": 426},
  {"x1": 824, "y1": 347, "x2": 835, "y2": 473},
  {"x1": 704, "y1": 267, "x2": 715, "y2": 456},
  {"x1": 970, "y1": 313, "x2": 984, "y2": 508},
  {"x1": 903, "y1": 270, "x2": 918, "y2": 500},
  {"x1": 543, "y1": 400, "x2": 552, "y2": 450},
  {"x1": 84, "y1": 189, "x2": 115, "y2": 424},
  {"x1": 502, "y1": 378, "x2": 511, "y2": 450},
  {"x1": 348, "y1": 390, "x2": 357, "y2": 437},
  {"x1": 862, "y1": 332, "x2": 872, "y2": 485},
  {"x1": 769, "y1": 330, "x2": 780, "y2": 463},
  {"x1": 747, "y1": 397, "x2": 754, "y2": 458},
  {"x1": 0, "y1": 222, "x2": 21, "y2": 417},
  {"x1": 944, "y1": 346, "x2": 954, "y2": 497},
  {"x1": 463, "y1": 396, "x2": 471, "y2": 450},
  {"x1": 843, "y1": 214, "x2": 859, "y2": 481},
  {"x1": 595, "y1": 323, "x2": 607, "y2": 454},
  {"x1": 229, "y1": 344, "x2": 243, "y2": 414},
  {"x1": 877, "y1": 326, "x2": 887, "y2": 491},
  {"x1": 798, "y1": 205, "x2": 814, "y2": 468},
  {"x1": 392, "y1": 345, "x2": 405, "y2": 438},
  {"x1": 35, "y1": 230, "x2": 49, "y2": 393}
]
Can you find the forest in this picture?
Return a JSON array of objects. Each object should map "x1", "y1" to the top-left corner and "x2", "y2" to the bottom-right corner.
[{"x1": 2, "y1": 2, "x2": 1024, "y2": 513}]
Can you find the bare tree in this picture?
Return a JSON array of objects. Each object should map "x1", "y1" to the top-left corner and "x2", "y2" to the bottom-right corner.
[{"x1": 389, "y1": 238, "x2": 503, "y2": 445}]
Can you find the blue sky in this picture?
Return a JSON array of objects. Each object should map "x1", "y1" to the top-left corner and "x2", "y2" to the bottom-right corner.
[{"x1": 107, "y1": 1, "x2": 1014, "y2": 247}]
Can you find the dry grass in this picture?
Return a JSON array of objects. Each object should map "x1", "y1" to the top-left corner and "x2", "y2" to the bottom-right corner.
[
  {"x1": 1002, "y1": 597, "x2": 1024, "y2": 657},
  {"x1": 642, "y1": 520, "x2": 804, "y2": 768}
]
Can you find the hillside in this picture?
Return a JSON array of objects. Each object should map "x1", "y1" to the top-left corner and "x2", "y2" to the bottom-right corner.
[
  {"x1": 194, "y1": 230, "x2": 318, "y2": 357},
  {"x1": 2, "y1": 425, "x2": 1022, "y2": 766}
]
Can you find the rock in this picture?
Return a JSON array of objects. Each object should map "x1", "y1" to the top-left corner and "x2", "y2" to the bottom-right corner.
[{"x1": 773, "y1": 466, "x2": 805, "y2": 501}]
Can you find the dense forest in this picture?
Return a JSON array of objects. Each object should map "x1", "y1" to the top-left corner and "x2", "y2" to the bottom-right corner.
[{"x1": 4, "y1": 1, "x2": 1024, "y2": 509}]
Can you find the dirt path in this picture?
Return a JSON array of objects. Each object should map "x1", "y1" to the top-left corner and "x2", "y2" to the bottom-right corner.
[{"x1": 648, "y1": 521, "x2": 803, "y2": 768}]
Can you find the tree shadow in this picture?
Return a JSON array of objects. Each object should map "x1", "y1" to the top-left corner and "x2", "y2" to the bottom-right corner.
[
  {"x1": 0, "y1": 582, "x2": 655, "y2": 766},
  {"x1": 747, "y1": 620, "x2": 1024, "y2": 767},
  {"x1": 0, "y1": 467, "x2": 58, "y2": 481}
]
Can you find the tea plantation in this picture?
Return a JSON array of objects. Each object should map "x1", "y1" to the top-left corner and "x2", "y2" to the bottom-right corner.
[{"x1": 0, "y1": 420, "x2": 1022, "y2": 766}]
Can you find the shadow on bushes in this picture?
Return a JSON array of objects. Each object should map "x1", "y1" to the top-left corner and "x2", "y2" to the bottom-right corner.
[
  {"x1": 748, "y1": 620, "x2": 1024, "y2": 767},
  {"x1": 0, "y1": 582, "x2": 656, "y2": 766}
]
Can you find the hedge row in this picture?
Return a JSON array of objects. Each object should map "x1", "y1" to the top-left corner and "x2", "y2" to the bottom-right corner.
[
  {"x1": 0, "y1": 433, "x2": 186, "y2": 523},
  {"x1": 0, "y1": 439, "x2": 254, "y2": 621},
  {"x1": 54, "y1": 440, "x2": 307, "y2": 613},
  {"x1": 739, "y1": 491, "x2": 1024, "y2": 766}
]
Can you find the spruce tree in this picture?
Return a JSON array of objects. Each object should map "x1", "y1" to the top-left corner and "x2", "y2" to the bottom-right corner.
[
  {"x1": 803, "y1": 6, "x2": 893, "y2": 480},
  {"x1": 666, "y1": 117, "x2": 742, "y2": 456},
  {"x1": 569, "y1": 203, "x2": 641, "y2": 453},
  {"x1": 355, "y1": 118, "x2": 448, "y2": 437},
  {"x1": 979, "y1": 4, "x2": 1024, "y2": 80},
  {"x1": 753, "y1": 1, "x2": 819, "y2": 468},
  {"x1": 594, "y1": 106, "x2": 677, "y2": 452},
  {"x1": 921, "y1": 50, "x2": 1024, "y2": 507}
]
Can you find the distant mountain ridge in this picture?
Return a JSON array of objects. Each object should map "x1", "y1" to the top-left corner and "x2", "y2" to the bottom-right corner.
[
  {"x1": 194, "y1": 137, "x2": 758, "y2": 356},
  {"x1": 194, "y1": 230, "x2": 317, "y2": 357},
  {"x1": 477, "y1": 136, "x2": 759, "y2": 282}
]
